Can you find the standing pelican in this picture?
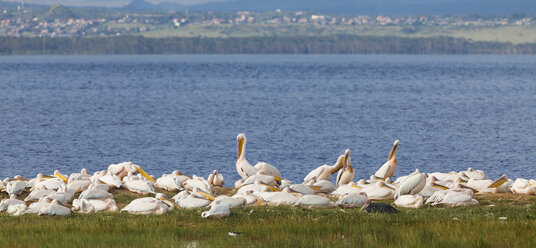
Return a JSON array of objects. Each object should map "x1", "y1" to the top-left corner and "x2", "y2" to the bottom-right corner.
[
  {"x1": 374, "y1": 140, "x2": 399, "y2": 180},
  {"x1": 207, "y1": 170, "x2": 225, "y2": 187},
  {"x1": 303, "y1": 155, "x2": 345, "y2": 183},
  {"x1": 336, "y1": 149, "x2": 354, "y2": 186},
  {"x1": 236, "y1": 133, "x2": 282, "y2": 179}
]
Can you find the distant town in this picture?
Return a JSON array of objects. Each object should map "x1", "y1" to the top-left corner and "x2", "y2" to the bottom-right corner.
[{"x1": 0, "y1": 3, "x2": 535, "y2": 38}]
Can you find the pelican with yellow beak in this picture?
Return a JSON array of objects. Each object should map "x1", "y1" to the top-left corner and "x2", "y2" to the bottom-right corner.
[
  {"x1": 374, "y1": 140, "x2": 399, "y2": 180},
  {"x1": 360, "y1": 181, "x2": 396, "y2": 200},
  {"x1": 303, "y1": 154, "x2": 345, "y2": 183},
  {"x1": 107, "y1": 162, "x2": 156, "y2": 182},
  {"x1": 236, "y1": 133, "x2": 282, "y2": 179},
  {"x1": 121, "y1": 193, "x2": 178, "y2": 215},
  {"x1": 336, "y1": 149, "x2": 355, "y2": 186}
]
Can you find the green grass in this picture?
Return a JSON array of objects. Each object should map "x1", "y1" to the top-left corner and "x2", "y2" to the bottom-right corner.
[
  {"x1": 1, "y1": 190, "x2": 536, "y2": 247},
  {"x1": 140, "y1": 23, "x2": 536, "y2": 44}
]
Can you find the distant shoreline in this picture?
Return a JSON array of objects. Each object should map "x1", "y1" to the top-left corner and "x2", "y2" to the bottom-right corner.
[{"x1": 2, "y1": 35, "x2": 536, "y2": 55}]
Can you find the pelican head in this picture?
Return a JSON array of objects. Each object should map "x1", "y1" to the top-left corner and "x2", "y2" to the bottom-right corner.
[
  {"x1": 156, "y1": 193, "x2": 180, "y2": 209},
  {"x1": 388, "y1": 140, "x2": 399, "y2": 160},
  {"x1": 237, "y1": 133, "x2": 246, "y2": 159},
  {"x1": 134, "y1": 165, "x2": 156, "y2": 182},
  {"x1": 193, "y1": 187, "x2": 215, "y2": 201},
  {"x1": 331, "y1": 155, "x2": 346, "y2": 175},
  {"x1": 488, "y1": 174, "x2": 508, "y2": 188}
]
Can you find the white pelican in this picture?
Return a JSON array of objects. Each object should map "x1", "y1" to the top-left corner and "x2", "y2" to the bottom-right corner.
[
  {"x1": 202, "y1": 203, "x2": 231, "y2": 218},
  {"x1": 47, "y1": 184, "x2": 74, "y2": 204},
  {"x1": 335, "y1": 192, "x2": 368, "y2": 208},
  {"x1": 360, "y1": 181, "x2": 395, "y2": 200},
  {"x1": 155, "y1": 171, "x2": 185, "y2": 191},
  {"x1": 24, "y1": 189, "x2": 54, "y2": 202},
  {"x1": 331, "y1": 182, "x2": 362, "y2": 196},
  {"x1": 279, "y1": 179, "x2": 292, "y2": 190},
  {"x1": 303, "y1": 154, "x2": 345, "y2": 182},
  {"x1": 336, "y1": 149, "x2": 355, "y2": 187},
  {"x1": 68, "y1": 168, "x2": 91, "y2": 183},
  {"x1": 99, "y1": 171, "x2": 122, "y2": 188},
  {"x1": 88, "y1": 182, "x2": 110, "y2": 191},
  {"x1": 236, "y1": 133, "x2": 282, "y2": 179},
  {"x1": 417, "y1": 176, "x2": 449, "y2": 197},
  {"x1": 38, "y1": 199, "x2": 71, "y2": 216},
  {"x1": 79, "y1": 187, "x2": 113, "y2": 200},
  {"x1": 232, "y1": 190, "x2": 264, "y2": 206},
  {"x1": 121, "y1": 193, "x2": 177, "y2": 215},
  {"x1": 66, "y1": 179, "x2": 92, "y2": 193},
  {"x1": 124, "y1": 174, "x2": 156, "y2": 195},
  {"x1": 467, "y1": 174, "x2": 509, "y2": 193},
  {"x1": 210, "y1": 195, "x2": 246, "y2": 208},
  {"x1": 307, "y1": 179, "x2": 336, "y2": 193},
  {"x1": 394, "y1": 195, "x2": 424, "y2": 208},
  {"x1": 240, "y1": 171, "x2": 282, "y2": 187},
  {"x1": 510, "y1": 178, "x2": 536, "y2": 195},
  {"x1": 6, "y1": 180, "x2": 27, "y2": 195},
  {"x1": 72, "y1": 199, "x2": 119, "y2": 213},
  {"x1": 208, "y1": 170, "x2": 225, "y2": 187},
  {"x1": 0, "y1": 194, "x2": 26, "y2": 212},
  {"x1": 7, "y1": 203, "x2": 27, "y2": 216},
  {"x1": 176, "y1": 188, "x2": 214, "y2": 209},
  {"x1": 53, "y1": 170, "x2": 69, "y2": 183},
  {"x1": 182, "y1": 177, "x2": 213, "y2": 194},
  {"x1": 426, "y1": 190, "x2": 478, "y2": 207},
  {"x1": 107, "y1": 162, "x2": 156, "y2": 182},
  {"x1": 460, "y1": 168, "x2": 487, "y2": 180},
  {"x1": 294, "y1": 195, "x2": 334, "y2": 208},
  {"x1": 374, "y1": 140, "x2": 399, "y2": 180},
  {"x1": 236, "y1": 181, "x2": 278, "y2": 195},
  {"x1": 288, "y1": 184, "x2": 316, "y2": 195},
  {"x1": 394, "y1": 169, "x2": 426, "y2": 199},
  {"x1": 25, "y1": 197, "x2": 53, "y2": 214},
  {"x1": 259, "y1": 189, "x2": 300, "y2": 206}
]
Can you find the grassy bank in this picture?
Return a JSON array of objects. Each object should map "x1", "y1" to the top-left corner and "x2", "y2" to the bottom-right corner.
[{"x1": 1, "y1": 189, "x2": 535, "y2": 247}]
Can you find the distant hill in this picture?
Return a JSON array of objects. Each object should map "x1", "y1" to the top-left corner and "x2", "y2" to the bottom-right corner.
[
  {"x1": 41, "y1": 3, "x2": 80, "y2": 20},
  {"x1": 121, "y1": 0, "x2": 187, "y2": 11},
  {"x1": 184, "y1": 0, "x2": 536, "y2": 15}
]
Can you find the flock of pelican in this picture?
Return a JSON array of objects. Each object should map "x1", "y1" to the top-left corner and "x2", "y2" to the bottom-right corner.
[{"x1": 1, "y1": 133, "x2": 535, "y2": 217}]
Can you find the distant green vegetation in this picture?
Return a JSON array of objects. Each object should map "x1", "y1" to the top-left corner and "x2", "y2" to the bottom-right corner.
[
  {"x1": 2, "y1": 35, "x2": 536, "y2": 55},
  {"x1": 143, "y1": 24, "x2": 536, "y2": 45},
  {"x1": 1, "y1": 192, "x2": 535, "y2": 247}
]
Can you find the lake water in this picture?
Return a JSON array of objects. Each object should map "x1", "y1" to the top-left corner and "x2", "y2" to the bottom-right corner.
[{"x1": 0, "y1": 55, "x2": 535, "y2": 184}]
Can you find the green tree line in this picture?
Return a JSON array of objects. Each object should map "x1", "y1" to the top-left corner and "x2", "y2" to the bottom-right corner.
[{"x1": 1, "y1": 35, "x2": 536, "y2": 55}]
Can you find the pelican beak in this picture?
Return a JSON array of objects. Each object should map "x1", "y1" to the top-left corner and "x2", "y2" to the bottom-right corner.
[
  {"x1": 380, "y1": 184, "x2": 395, "y2": 191},
  {"x1": 350, "y1": 185, "x2": 362, "y2": 190},
  {"x1": 308, "y1": 185, "x2": 322, "y2": 190},
  {"x1": 273, "y1": 176, "x2": 283, "y2": 181},
  {"x1": 256, "y1": 199, "x2": 266, "y2": 206},
  {"x1": 237, "y1": 137, "x2": 245, "y2": 159},
  {"x1": 459, "y1": 184, "x2": 478, "y2": 193},
  {"x1": 162, "y1": 195, "x2": 180, "y2": 209},
  {"x1": 432, "y1": 183, "x2": 449, "y2": 190},
  {"x1": 332, "y1": 156, "x2": 345, "y2": 175},
  {"x1": 43, "y1": 175, "x2": 56, "y2": 179},
  {"x1": 488, "y1": 175, "x2": 507, "y2": 188},
  {"x1": 196, "y1": 190, "x2": 215, "y2": 201},
  {"x1": 55, "y1": 172, "x2": 68, "y2": 182},
  {"x1": 260, "y1": 183, "x2": 280, "y2": 192},
  {"x1": 136, "y1": 166, "x2": 156, "y2": 182}
]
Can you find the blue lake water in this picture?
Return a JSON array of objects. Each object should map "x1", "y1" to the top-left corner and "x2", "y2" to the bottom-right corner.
[{"x1": 0, "y1": 55, "x2": 535, "y2": 184}]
